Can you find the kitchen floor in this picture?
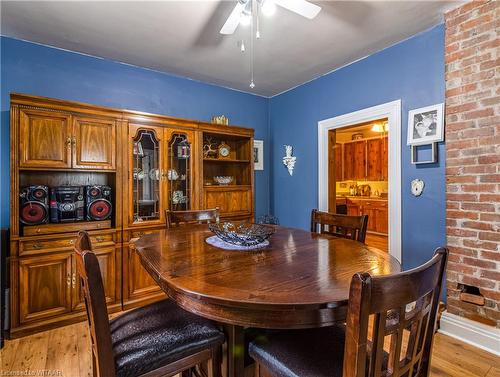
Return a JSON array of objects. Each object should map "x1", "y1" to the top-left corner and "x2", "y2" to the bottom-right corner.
[
  {"x1": 366, "y1": 233, "x2": 388, "y2": 252},
  {"x1": 1, "y1": 321, "x2": 499, "y2": 377}
]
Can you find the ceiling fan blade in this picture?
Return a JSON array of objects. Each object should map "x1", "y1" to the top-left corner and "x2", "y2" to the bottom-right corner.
[
  {"x1": 274, "y1": 0, "x2": 321, "y2": 19},
  {"x1": 220, "y1": 1, "x2": 246, "y2": 35}
]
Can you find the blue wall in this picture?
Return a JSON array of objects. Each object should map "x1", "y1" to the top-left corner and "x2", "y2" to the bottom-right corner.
[
  {"x1": 0, "y1": 37, "x2": 270, "y2": 228},
  {"x1": 269, "y1": 25, "x2": 446, "y2": 270},
  {"x1": 1, "y1": 25, "x2": 446, "y2": 273}
]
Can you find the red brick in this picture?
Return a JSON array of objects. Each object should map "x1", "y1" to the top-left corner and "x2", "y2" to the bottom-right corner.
[
  {"x1": 446, "y1": 139, "x2": 478, "y2": 150},
  {"x1": 447, "y1": 102, "x2": 477, "y2": 114},
  {"x1": 480, "y1": 194, "x2": 500, "y2": 202},
  {"x1": 446, "y1": 175, "x2": 477, "y2": 184},
  {"x1": 447, "y1": 227, "x2": 478, "y2": 238},
  {"x1": 480, "y1": 289, "x2": 500, "y2": 302},
  {"x1": 460, "y1": 202, "x2": 495, "y2": 212},
  {"x1": 480, "y1": 213, "x2": 500, "y2": 222},
  {"x1": 479, "y1": 269, "x2": 500, "y2": 281},
  {"x1": 446, "y1": 120, "x2": 476, "y2": 132},
  {"x1": 462, "y1": 108, "x2": 494, "y2": 120},
  {"x1": 478, "y1": 154, "x2": 500, "y2": 164},
  {"x1": 461, "y1": 184, "x2": 496, "y2": 192},
  {"x1": 463, "y1": 239, "x2": 498, "y2": 251},
  {"x1": 448, "y1": 246, "x2": 478, "y2": 258},
  {"x1": 447, "y1": 210, "x2": 479, "y2": 220},
  {"x1": 461, "y1": 275, "x2": 496, "y2": 289},
  {"x1": 447, "y1": 156, "x2": 477, "y2": 166},
  {"x1": 462, "y1": 221, "x2": 494, "y2": 231},
  {"x1": 479, "y1": 231, "x2": 500, "y2": 242},
  {"x1": 480, "y1": 250, "x2": 500, "y2": 261},
  {"x1": 461, "y1": 165, "x2": 496, "y2": 174},
  {"x1": 460, "y1": 14, "x2": 493, "y2": 31},
  {"x1": 479, "y1": 174, "x2": 500, "y2": 183},
  {"x1": 480, "y1": 95, "x2": 500, "y2": 106},
  {"x1": 447, "y1": 193, "x2": 478, "y2": 202}
]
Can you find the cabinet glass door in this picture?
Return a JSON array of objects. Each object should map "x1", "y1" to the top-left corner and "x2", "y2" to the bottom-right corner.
[
  {"x1": 132, "y1": 129, "x2": 162, "y2": 222},
  {"x1": 167, "y1": 132, "x2": 191, "y2": 211}
]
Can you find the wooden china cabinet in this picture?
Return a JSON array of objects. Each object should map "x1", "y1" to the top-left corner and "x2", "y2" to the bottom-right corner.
[{"x1": 9, "y1": 93, "x2": 254, "y2": 337}]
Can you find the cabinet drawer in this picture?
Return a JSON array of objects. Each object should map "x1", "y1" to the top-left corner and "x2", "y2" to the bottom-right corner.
[
  {"x1": 20, "y1": 233, "x2": 115, "y2": 256},
  {"x1": 129, "y1": 229, "x2": 162, "y2": 240}
]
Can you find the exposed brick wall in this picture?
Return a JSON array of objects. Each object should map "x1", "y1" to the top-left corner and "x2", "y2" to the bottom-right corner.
[{"x1": 444, "y1": 0, "x2": 499, "y2": 327}]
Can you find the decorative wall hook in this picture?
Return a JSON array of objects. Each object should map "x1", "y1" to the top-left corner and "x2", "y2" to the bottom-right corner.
[
  {"x1": 282, "y1": 145, "x2": 296, "y2": 176},
  {"x1": 411, "y1": 179, "x2": 425, "y2": 197}
]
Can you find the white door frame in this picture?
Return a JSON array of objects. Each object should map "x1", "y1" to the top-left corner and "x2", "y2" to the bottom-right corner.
[{"x1": 318, "y1": 100, "x2": 402, "y2": 262}]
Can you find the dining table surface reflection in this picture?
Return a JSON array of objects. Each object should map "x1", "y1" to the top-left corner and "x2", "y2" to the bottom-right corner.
[{"x1": 133, "y1": 224, "x2": 401, "y2": 377}]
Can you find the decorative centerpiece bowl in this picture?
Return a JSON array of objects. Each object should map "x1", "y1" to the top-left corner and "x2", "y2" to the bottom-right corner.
[
  {"x1": 209, "y1": 222, "x2": 275, "y2": 247},
  {"x1": 213, "y1": 176, "x2": 234, "y2": 185}
]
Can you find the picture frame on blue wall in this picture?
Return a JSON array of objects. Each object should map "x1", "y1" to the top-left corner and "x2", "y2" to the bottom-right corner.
[
  {"x1": 407, "y1": 103, "x2": 444, "y2": 146},
  {"x1": 253, "y1": 140, "x2": 264, "y2": 170}
]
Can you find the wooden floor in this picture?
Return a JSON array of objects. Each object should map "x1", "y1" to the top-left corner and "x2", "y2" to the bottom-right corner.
[
  {"x1": 1, "y1": 321, "x2": 498, "y2": 377},
  {"x1": 366, "y1": 232, "x2": 388, "y2": 252}
]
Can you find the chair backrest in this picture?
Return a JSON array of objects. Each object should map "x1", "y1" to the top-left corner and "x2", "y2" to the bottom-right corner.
[
  {"x1": 166, "y1": 208, "x2": 219, "y2": 228},
  {"x1": 343, "y1": 248, "x2": 448, "y2": 377},
  {"x1": 310, "y1": 209, "x2": 368, "y2": 243},
  {"x1": 74, "y1": 231, "x2": 115, "y2": 377}
]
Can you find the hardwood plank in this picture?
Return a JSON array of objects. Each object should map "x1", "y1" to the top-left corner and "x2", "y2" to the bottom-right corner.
[
  {"x1": 1, "y1": 321, "x2": 498, "y2": 377},
  {"x1": 487, "y1": 367, "x2": 500, "y2": 377}
]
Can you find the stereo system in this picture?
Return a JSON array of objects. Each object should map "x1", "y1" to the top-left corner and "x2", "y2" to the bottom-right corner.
[
  {"x1": 19, "y1": 185, "x2": 49, "y2": 225},
  {"x1": 20, "y1": 185, "x2": 112, "y2": 225},
  {"x1": 86, "y1": 185, "x2": 112, "y2": 221}
]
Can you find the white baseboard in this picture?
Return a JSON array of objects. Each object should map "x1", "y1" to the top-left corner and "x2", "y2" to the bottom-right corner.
[{"x1": 439, "y1": 311, "x2": 500, "y2": 356}]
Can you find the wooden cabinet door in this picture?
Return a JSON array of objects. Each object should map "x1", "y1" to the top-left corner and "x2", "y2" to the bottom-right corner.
[
  {"x1": 128, "y1": 124, "x2": 166, "y2": 226},
  {"x1": 72, "y1": 247, "x2": 116, "y2": 311},
  {"x1": 335, "y1": 143, "x2": 343, "y2": 181},
  {"x1": 205, "y1": 188, "x2": 252, "y2": 217},
  {"x1": 347, "y1": 204, "x2": 359, "y2": 216},
  {"x1": 73, "y1": 117, "x2": 116, "y2": 170},
  {"x1": 353, "y1": 140, "x2": 367, "y2": 180},
  {"x1": 366, "y1": 139, "x2": 382, "y2": 180},
  {"x1": 376, "y1": 207, "x2": 388, "y2": 234},
  {"x1": 19, "y1": 253, "x2": 72, "y2": 324},
  {"x1": 343, "y1": 142, "x2": 355, "y2": 180},
  {"x1": 19, "y1": 108, "x2": 72, "y2": 168},
  {"x1": 381, "y1": 136, "x2": 388, "y2": 180},
  {"x1": 123, "y1": 232, "x2": 163, "y2": 308}
]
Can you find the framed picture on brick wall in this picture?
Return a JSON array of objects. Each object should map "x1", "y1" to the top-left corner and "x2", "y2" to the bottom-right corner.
[{"x1": 407, "y1": 103, "x2": 444, "y2": 146}]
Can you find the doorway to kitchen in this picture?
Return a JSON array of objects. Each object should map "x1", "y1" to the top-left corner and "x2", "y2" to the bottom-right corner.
[
  {"x1": 328, "y1": 120, "x2": 389, "y2": 252},
  {"x1": 318, "y1": 100, "x2": 401, "y2": 262}
]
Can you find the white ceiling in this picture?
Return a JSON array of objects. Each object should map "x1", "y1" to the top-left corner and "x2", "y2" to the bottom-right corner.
[{"x1": 1, "y1": 1, "x2": 460, "y2": 97}]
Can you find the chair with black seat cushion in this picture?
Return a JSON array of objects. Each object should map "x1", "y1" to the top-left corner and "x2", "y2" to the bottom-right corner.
[
  {"x1": 75, "y1": 231, "x2": 224, "y2": 377},
  {"x1": 249, "y1": 248, "x2": 448, "y2": 377},
  {"x1": 166, "y1": 208, "x2": 219, "y2": 228},
  {"x1": 311, "y1": 209, "x2": 368, "y2": 243}
]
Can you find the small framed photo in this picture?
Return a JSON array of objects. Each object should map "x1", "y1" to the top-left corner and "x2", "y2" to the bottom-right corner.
[
  {"x1": 407, "y1": 103, "x2": 444, "y2": 146},
  {"x1": 253, "y1": 140, "x2": 264, "y2": 171}
]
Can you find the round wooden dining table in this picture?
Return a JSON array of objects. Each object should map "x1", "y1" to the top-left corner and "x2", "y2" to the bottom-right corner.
[{"x1": 133, "y1": 224, "x2": 401, "y2": 377}]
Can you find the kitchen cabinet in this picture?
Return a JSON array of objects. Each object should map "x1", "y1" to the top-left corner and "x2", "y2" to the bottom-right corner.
[
  {"x1": 340, "y1": 197, "x2": 388, "y2": 235},
  {"x1": 342, "y1": 137, "x2": 388, "y2": 181}
]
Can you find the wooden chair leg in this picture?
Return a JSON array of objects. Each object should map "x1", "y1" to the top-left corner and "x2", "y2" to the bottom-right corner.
[
  {"x1": 92, "y1": 353, "x2": 98, "y2": 377},
  {"x1": 182, "y1": 369, "x2": 193, "y2": 377},
  {"x1": 208, "y1": 346, "x2": 222, "y2": 377}
]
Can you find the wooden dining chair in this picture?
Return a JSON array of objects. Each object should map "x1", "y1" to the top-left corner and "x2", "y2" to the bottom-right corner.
[
  {"x1": 166, "y1": 208, "x2": 220, "y2": 228},
  {"x1": 249, "y1": 248, "x2": 448, "y2": 377},
  {"x1": 74, "y1": 231, "x2": 224, "y2": 377},
  {"x1": 311, "y1": 209, "x2": 368, "y2": 243}
]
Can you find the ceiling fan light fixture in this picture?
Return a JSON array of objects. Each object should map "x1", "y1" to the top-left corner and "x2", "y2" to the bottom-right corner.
[{"x1": 261, "y1": 0, "x2": 276, "y2": 16}]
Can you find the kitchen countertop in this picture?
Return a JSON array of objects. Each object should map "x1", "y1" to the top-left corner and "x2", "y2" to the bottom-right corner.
[{"x1": 336, "y1": 195, "x2": 388, "y2": 201}]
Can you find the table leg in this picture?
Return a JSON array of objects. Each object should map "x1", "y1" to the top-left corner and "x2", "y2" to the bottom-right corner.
[{"x1": 224, "y1": 324, "x2": 245, "y2": 377}]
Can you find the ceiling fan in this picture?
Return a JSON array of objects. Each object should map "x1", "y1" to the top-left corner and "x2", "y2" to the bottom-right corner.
[{"x1": 220, "y1": 0, "x2": 321, "y2": 35}]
